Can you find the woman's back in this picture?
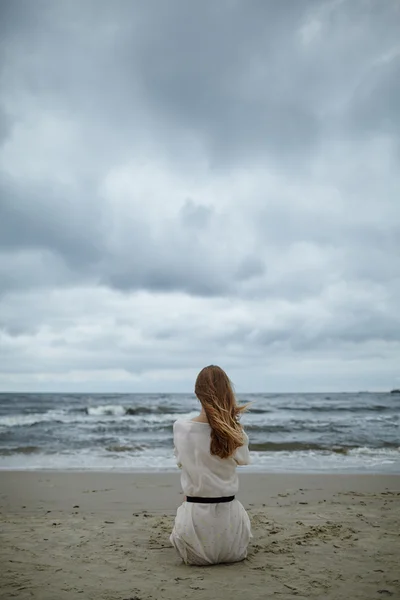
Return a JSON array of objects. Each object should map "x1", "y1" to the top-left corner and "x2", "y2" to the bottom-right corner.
[{"x1": 173, "y1": 419, "x2": 250, "y2": 498}]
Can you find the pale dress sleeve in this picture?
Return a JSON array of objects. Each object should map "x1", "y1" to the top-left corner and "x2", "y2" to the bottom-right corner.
[
  {"x1": 173, "y1": 421, "x2": 183, "y2": 469},
  {"x1": 234, "y1": 431, "x2": 251, "y2": 465}
]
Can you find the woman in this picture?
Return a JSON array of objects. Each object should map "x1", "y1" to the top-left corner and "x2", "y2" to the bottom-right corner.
[{"x1": 170, "y1": 365, "x2": 252, "y2": 565}]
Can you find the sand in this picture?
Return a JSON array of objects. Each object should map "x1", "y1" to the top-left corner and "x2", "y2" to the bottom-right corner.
[{"x1": 0, "y1": 471, "x2": 399, "y2": 600}]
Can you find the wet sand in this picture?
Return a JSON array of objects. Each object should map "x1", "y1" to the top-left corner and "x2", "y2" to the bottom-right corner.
[{"x1": 0, "y1": 472, "x2": 399, "y2": 599}]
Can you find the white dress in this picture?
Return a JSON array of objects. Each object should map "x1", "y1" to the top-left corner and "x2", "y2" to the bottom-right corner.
[{"x1": 170, "y1": 419, "x2": 252, "y2": 565}]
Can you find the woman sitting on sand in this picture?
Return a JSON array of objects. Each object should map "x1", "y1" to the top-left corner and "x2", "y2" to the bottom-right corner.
[{"x1": 170, "y1": 365, "x2": 252, "y2": 565}]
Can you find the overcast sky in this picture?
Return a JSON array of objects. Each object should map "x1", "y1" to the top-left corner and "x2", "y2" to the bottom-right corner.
[{"x1": 0, "y1": 0, "x2": 399, "y2": 394}]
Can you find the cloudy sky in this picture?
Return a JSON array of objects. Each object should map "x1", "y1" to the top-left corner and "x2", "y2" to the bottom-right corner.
[{"x1": 0, "y1": 0, "x2": 399, "y2": 393}]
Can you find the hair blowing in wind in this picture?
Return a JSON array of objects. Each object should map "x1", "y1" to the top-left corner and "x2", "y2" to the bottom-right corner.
[{"x1": 195, "y1": 365, "x2": 249, "y2": 459}]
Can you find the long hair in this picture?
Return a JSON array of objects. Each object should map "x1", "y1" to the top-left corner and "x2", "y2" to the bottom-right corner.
[{"x1": 194, "y1": 365, "x2": 249, "y2": 459}]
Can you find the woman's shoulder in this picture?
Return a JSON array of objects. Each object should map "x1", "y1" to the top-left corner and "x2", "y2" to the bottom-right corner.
[
  {"x1": 173, "y1": 418, "x2": 192, "y2": 431},
  {"x1": 173, "y1": 418, "x2": 210, "y2": 431}
]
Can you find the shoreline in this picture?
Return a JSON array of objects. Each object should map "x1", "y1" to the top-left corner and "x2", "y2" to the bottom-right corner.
[
  {"x1": 1, "y1": 468, "x2": 400, "y2": 476},
  {"x1": 1, "y1": 466, "x2": 399, "y2": 473},
  {"x1": 1, "y1": 471, "x2": 399, "y2": 514},
  {"x1": 1, "y1": 472, "x2": 399, "y2": 599}
]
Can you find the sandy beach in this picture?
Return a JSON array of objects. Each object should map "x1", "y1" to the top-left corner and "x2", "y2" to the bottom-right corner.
[{"x1": 0, "y1": 472, "x2": 399, "y2": 600}]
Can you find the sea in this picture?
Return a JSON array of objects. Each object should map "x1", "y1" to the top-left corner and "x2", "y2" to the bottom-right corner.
[{"x1": 0, "y1": 392, "x2": 399, "y2": 473}]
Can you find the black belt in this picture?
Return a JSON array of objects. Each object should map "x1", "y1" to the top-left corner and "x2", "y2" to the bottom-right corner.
[{"x1": 186, "y1": 495, "x2": 235, "y2": 504}]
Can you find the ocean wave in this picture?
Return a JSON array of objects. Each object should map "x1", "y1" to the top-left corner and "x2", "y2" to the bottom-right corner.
[
  {"x1": 244, "y1": 421, "x2": 352, "y2": 433},
  {"x1": 249, "y1": 441, "x2": 400, "y2": 453},
  {"x1": 86, "y1": 405, "x2": 126, "y2": 417},
  {"x1": 105, "y1": 444, "x2": 146, "y2": 453},
  {"x1": 0, "y1": 410, "x2": 71, "y2": 428},
  {"x1": 277, "y1": 404, "x2": 397, "y2": 413},
  {"x1": 85, "y1": 404, "x2": 186, "y2": 417},
  {"x1": 1, "y1": 445, "x2": 399, "y2": 472},
  {"x1": 0, "y1": 405, "x2": 190, "y2": 427},
  {"x1": 241, "y1": 407, "x2": 272, "y2": 414},
  {"x1": 347, "y1": 446, "x2": 400, "y2": 457},
  {"x1": 0, "y1": 445, "x2": 41, "y2": 456}
]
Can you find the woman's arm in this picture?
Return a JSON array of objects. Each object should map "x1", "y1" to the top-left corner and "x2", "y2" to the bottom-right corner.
[
  {"x1": 234, "y1": 431, "x2": 251, "y2": 465},
  {"x1": 173, "y1": 421, "x2": 183, "y2": 469}
]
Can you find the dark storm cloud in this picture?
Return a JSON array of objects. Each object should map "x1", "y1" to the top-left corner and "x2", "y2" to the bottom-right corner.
[
  {"x1": 0, "y1": 0, "x2": 399, "y2": 390},
  {"x1": 126, "y1": 1, "x2": 322, "y2": 163},
  {"x1": 180, "y1": 200, "x2": 213, "y2": 230},
  {"x1": 2, "y1": 0, "x2": 398, "y2": 169},
  {"x1": 347, "y1": 54, "x2": 400, "y2": 140},
  {"x1": 123, "y1": 0, "x2": 400, "y2": 165},
  {"x1": 0, "y1": 179, "x2": 102, "y2": 265}
]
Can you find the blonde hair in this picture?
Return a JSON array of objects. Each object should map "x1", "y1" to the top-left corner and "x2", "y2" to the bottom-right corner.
[{"x1": 194, "y1": 365, "x2": 248, "y2": 459}]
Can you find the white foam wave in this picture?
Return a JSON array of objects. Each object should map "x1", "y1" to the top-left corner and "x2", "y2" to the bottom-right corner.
[
  {"x1": 0, "y1": 407, "x2": 199, "y2": 429},
  {"x1": 0, "y1": 447, "x2": 178, "y2": 471},
  {"x1": 87, "y1": 405, "x2": 126, "y2": 417},
  {"x1": 0, "y1": 410, "x2": 70, "y2": 428},
  {"x1": 249, "y1": 447, "x2": 400, "y2": 472},
  {"x1": 0, "y1": 446, "x2": 399, "y2": 473}
]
